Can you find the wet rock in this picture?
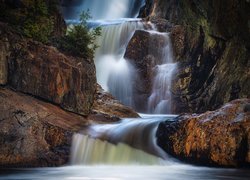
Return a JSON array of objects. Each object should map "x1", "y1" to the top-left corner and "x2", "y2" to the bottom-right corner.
[
  {"x1": 149, "y1": 17, "x2": 173, "y2": 32},
  {"x1": 157, "y1": 99, "x2": 250, "y2": 167},
  {"x1": 89, "y1": 84, "x2": 139, "y2": 121},
  {"x1": 170, "y1": 25, "x2": 185, "y2": 61},
  {"x1": 0, "y1": 87, "x2": 89, "y2": 167},
  {"x1": 141, "y1": 0, "x2": 250, "y2": 113},
  {"x1": 124, "y1": 30, "x2": 168, "y2": 111}
]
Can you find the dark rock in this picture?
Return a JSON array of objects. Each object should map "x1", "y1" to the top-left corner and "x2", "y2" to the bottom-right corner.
[
  {"x1": 157, "y1": 99, "x2": 250, "y2": 167},
  {"x1": 124, "y1": 30, "x2": 169, "y2": 111},
  {"x1": 140, "y1": 0, "x2": 250, "y2": 113}
]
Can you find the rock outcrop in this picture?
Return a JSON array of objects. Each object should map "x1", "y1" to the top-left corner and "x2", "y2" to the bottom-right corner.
[
  {"x1": 157, "y1": 99, "x2": 250, "y2": 167},
  {"x1": 90, "y1": 84, "x2": 139, "y2": 121},
  {"x1": 0, "y1": 87, "x2": 88, "y2": 167},
  {"x1": 0, "y1": 19, "x2": 139, "y2": 167},
  {"x1": 138, "y1": 0, "x2": 250, "y2": 113},
  {"x1": 0, "y1": 22, "x2": 96, "y2": 116},
  {"x1": 124, "y1": 30, "x2": 170, "y2": 112}
]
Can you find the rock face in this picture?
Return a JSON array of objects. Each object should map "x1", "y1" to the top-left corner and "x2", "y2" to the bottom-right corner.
[
  {"x1": 90, "y1": 84, "x2": 139, "y2": 121},
  {"x1": 0, "y1": 22, "x2": 140, "y2": 167},
  {"x1": 157, "y1": 99, "x2": 250, "y2": 167},
  {"x1": 0, "y1": 87, "x2": 89, "y2": 167},
  {"x1": 0, "y1": 22, "x2": 96, "y2": 116},
  {"x1": 138, "y1": 0, "x2": 250, "y2": 113},
  {"x1": 0, "y1": 32, "x2": 9, "y2": 84},
  {"x1": 124, "y1": 30, "x2": 169, "y2": 112}
]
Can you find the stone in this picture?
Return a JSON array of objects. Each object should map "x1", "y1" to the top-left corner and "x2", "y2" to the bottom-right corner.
[
  {"x1": 156, "y1": 99, "x2": 250, "y2": 167},
  {"x1": 6, "y1": 37, "x2": 96, "y2": 116},
  {"x1": 140, "y1": 0, "x2": 250, "y2": 113},
  {"x1": 0, "y1": 87, "x2": 89, "y2": 167},
  {"x1": 124, "y1": 30, "x2": 168, "y2": 111},
  {"x1": 89, "y1": 84, "x2": 139, "y2": 121},
  {"x1": 0, "y1": 30, "x2": 10, "y2": 85}
]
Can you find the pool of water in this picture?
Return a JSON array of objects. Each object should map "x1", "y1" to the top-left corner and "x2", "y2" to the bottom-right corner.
[{"x1": 1, "y1": 165, "x2": 250, "y2": 180}]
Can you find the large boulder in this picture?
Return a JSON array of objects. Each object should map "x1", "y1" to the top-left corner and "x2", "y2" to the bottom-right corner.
[
  {"x1": 0, "y1": 87, "x2": 89, "y2": 167},
  {"x1": 0, "y1": 22, "x2": 96, "y2": 116},
  {"x1": 157, "y1": 99, "x2": 250, "y2": 167},
  {"x1": 124, "y1": 30, "x2": 169, "y2": 112}
]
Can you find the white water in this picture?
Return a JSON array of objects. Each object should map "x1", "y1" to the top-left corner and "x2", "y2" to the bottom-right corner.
[
  {"x1": 147, "y1": 32, "x2": 177, "y2": 113},
  {"x1": 1, "y1": 1, "x2": 249, "y2": 180},
  {"x1": 62, "y1": 0, "x2": 145, "y2": 21},
  {"x1": 63, "y1": 0, "x2": 178, "y2": 165},
  {"x1": 71, "y1": 114, "x2": 177, "y2": 165},
  {"x1": 2, "y1": 166, "x2": 249, "y2": 180},
  {"x1": 94, "y1": 20, "x2": 144, "y2": 106}
]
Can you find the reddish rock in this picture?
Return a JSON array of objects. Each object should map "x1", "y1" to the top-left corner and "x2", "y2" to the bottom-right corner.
[
  {"x1": 157, "y1": 99, "x2": 250, "y2": 167},
  {"x1": 0, "y1": 87, "x2": 89, "y2": 167},
  {"x1": 7, "y1": 38, "x2": 96, "y2": 116},
  {"x1": 89, "y1": 84, "x2": 139, "y2": 121}
]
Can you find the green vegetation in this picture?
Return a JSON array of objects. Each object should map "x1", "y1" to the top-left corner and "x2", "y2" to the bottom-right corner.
[
  {"x1": 57, "y1": 11, "x2": 102, "y2": 59},
  {"x1": 0, "y1": 1, "x2": 101, "y2": 59},
  {"x1": 22, "y1": 0, "x2": 54, "y2": 43},
  {"x1": 0, "y1": 0, "x2": 55, "y2": 43}
]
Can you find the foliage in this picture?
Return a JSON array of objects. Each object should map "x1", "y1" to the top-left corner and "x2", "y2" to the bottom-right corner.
[
  {"x1": 22, "y1": 0, "x2": 54, "y2": 43},
  {"x1": 0, "y1": 0, "x2": 55, "y2": 43},
  {"x1": 58, "y1": 11, "x2": 102, "y2": 58}
]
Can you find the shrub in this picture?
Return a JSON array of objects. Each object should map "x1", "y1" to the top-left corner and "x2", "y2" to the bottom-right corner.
[
  {"x1": 22, "y1": 0, "x2": 54, "y2": 43},
  {"x1": 58, "y1": 10, "x2": 101, "y2": 59}
]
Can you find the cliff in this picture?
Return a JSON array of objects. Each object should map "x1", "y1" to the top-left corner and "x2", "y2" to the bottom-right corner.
[{"x1": 139, "y1": 0, "x2": 250, "y2": 113}]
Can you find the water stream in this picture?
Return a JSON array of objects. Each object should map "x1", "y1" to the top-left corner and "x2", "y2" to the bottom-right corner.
[{"x1": 1, "y1": 0, "x2": 249, "y2": 179}]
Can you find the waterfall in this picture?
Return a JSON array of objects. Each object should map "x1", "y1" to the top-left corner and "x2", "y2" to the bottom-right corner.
[
  {"x1": 94, "y1": 20, "x2": 144, "y2": 106},
  {"x1": 70, "y1": 134, "x2": 164, "y2": 165},
  {"x1": 61, "y1": 0, "x2": 145, "y2": 21},
  {"x1": 61, "y1": 0, "x2": 176, "y2": 113},
  {"x1": 62, "y1": 0, "x2": 178, "y2": 165},
  {"x1": 147, "y1": 32, "x2": 177, "y2": 114},
  {"x1": 71, "y1": 114, "x2": 177, "y2": 165}
]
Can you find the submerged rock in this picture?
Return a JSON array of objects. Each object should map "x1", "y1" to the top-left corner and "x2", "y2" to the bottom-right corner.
[{"x1": 156, "y1": 99, "x2": 250, "y2": 167}]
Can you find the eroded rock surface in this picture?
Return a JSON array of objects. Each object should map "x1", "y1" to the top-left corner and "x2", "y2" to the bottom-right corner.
[
  {"x1": 0, "y1": 87, "x2": 88, "y2": 167},
  {"x1": 138, "y1": 0, "x2": 250, "y2": 113},
  {"x1": 0, "y1": 22, "x2": 96, "y2": 116},
  {"x1": 124, "y1": 30, "x2": 170, "y2": 112},
  {"x1": 90, "y1": 84, "x2": 139, "y2": 121},
  {"x1": 157, "y1": 99, "x2": 250, "y2": 167}
]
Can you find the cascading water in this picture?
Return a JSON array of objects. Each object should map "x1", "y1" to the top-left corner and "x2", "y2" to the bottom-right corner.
[
  {"x1": 94, "y1": 20, "x2": 144, "y2": 106},
  {"x1": 63, "y1": 0, "x2": 177, "y2": 165},
  {"x1": 1, "y1": 1, "x2": 249, "y2": 180},
  {"x1": 71, "y1": 114, "x2": 177, "y2": 165},
  {"x1": 61, "y1": 0, "x2": 145, "y2": 21},
  {"x1": 147, "y1": 32, "x2": 177, "y2": 114}
]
